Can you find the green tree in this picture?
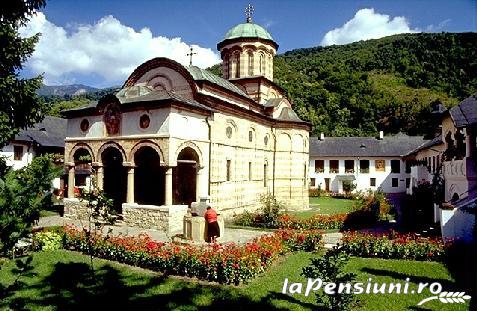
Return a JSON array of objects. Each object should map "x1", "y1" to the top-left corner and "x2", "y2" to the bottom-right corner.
[
  {"x1": 0, "y1": 0, "x2": 47, "y2": 148},
  {"x1": 0, "y1": 155, "x2": 61, "y2": 255}
]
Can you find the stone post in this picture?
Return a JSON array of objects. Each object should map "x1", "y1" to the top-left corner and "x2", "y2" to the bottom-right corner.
[
  {"x1": 124, "y1": 162, "x2": 135, "y2": 204},
  {"x1": 66, "y1": 162, "x2": 75, "y2": 198},
  {"x1": 165, "y1": 167, "x2": 173, "y2": 206}
]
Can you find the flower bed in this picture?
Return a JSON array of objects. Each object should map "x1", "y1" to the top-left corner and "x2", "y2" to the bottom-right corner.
[
  {"x1": 340, "y1": 231, "x2": 449, "y2": 261},
  {"x1": 278, "y1": 214, "x2": 347, "y2": 230},
  {"x1": 61, "y1": 225, "x2": 322, "y2": 284}
]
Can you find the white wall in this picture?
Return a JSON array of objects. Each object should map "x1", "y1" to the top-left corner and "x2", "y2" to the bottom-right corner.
[
  {"x1": 309, "y1": 156, "x2": 409, "y2": 194},
  {"x1": 0, "y1": 142, "x2": 34, "y2": 170}
]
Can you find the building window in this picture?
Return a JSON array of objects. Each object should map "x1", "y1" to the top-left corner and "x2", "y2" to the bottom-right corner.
[
  {"x1": 234, "y1": 52, "x2": 240, "y2": 78},
  {"x1": 391, "y1": 160, "x2": 401, "y2": 173},
  {"x1": 226, "y1": 126, "x2": 233, "y2": 138},
  {"x1": 369, "y1": 178, "x2": 376, "y2": 187},
  {"x1": 248, "y1": 52, "x2": 254, "y2": 76},
  {"x1": 330, "y1": 160, "x2": 339, "y2": 173},
  {"x1": 259, "y1": 53, "x2": 265, "y2": 75},
  {"x1": 139, "y1": 114, "x2": 150, "y2": 129},
  {"x1": 248, "y1": 130, "x2": 253, "y2": 142},
  {"x1": 310, "y1": 178, "x2": 316, "y2": 187},
  {"x1": 345, "y1": 160, "x2": 354, "y2": 173},
  {"x1": 226, "y1": 160, "x2": 231, "y2": 181},
  {"x1": 375, "y1": 159, "x2": 385, "y2": 172},
  {"x1": 75, "y1": 175, "x2": 87, "y2": 187},
  {"x1": 432, "y1": 156, "x2": 436, "y2": 173},
  {"x1": 248, "y1": 162, "x2": 252, "y2": 181},
  {"x1": 304, "y1": 163, "x2": 307, "y2": 186},
  {"x1": 13, "y1": 145, "x2": 23, "y2": 161},
  {"x1": 405, "y1": 161, "x2": 411, "y2": 173},
  {"x1": 263, "y1": 163, "x2": 267, "y2": 187},
  {"x1": 360, "y1": 160, "x2": 369, "y2": 173},
  {"x1": 315, "y1": 160, "x2": 324, "y2": 173},
  {"x1": 264, "y1": 135, "x2": 269, "y2": 146},
  {"x1": 80, "y1": 119, "x2": 90, "y2": 132},
  {"x1": 406, "y1": 178, "x2": 411, "y2": 188},
  {"x1": 392, "y1": 178, "x2": 398, "y2": 187}
]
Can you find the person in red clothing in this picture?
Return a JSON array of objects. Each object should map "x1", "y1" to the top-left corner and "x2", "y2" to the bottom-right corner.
[{"x1": 204, "y1": 206, "x2": 220, "y2": 243}]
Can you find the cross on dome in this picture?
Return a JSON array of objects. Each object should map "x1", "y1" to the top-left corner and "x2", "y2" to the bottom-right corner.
[{"x1": 245, "y1": 4, "x2": 254, "y2": 23}]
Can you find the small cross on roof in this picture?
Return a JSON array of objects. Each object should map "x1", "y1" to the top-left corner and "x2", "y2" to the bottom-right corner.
[{"x1": 245, "y1": 4, "x2": 254, "y2": 23}]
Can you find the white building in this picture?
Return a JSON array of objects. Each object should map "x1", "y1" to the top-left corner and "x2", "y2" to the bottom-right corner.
[
  {"x1": 309, "y1": 132, "x2": 426, "y2": 194},
  {"x1": 0, "y1": 116, "x2": 67, "y2": 189}
]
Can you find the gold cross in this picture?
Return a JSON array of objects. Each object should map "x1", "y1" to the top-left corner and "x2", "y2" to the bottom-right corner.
[
  {"x1": 245, "y1": 4, "x2": 254, "y2": 23},
  {"x1": 186, "y1": 46, "x2": 197, "y2": 66}
]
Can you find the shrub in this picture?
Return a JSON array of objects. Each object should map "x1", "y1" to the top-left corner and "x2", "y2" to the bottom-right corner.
[
  {"x1": 33, "y1": 231, "x2": 63, "y2": 251},
  {"x1": 302, "y1": 246, "x2": 357, "y2": 311},
  {"x1": 61, "y1": 225, "x2": 323, "y2": 285},
  {"x1": 309, "y1": 188, "x2": 322, "y2": 197},
  {"x1": 233, "y1": 194, "x2": 286, "y2": 228},
  {"x1": 340, "y1": 231, "x2": 448, "y2": 261}
]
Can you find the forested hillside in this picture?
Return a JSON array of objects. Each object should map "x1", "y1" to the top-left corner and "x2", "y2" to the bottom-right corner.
[{"x1": 211, "y1": 32, "x2": 477, "y2": 137}]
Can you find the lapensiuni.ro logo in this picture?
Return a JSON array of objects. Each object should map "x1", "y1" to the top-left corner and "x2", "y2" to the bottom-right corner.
[{"x1": 282, "y1": 278, "x2": 471, "y2": 306}]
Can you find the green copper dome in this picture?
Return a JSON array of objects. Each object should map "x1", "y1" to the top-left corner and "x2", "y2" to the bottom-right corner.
[{"x1": 223, "y1": 23, "x2": 274, "y2": 41}]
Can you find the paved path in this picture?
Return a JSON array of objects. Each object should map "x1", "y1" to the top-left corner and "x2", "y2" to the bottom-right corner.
[
  {"x1": 37, "y1": 216, "x2": 343, "y2": 246},
  {"x1": 37, "y1": 216, "x2": 268, "y2": 244}
]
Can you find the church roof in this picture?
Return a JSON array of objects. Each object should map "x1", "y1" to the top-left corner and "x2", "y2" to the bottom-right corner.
[
  {"x1": 185, "y1": 65, "x2": 251, "y2": 99},
  {"x1": 277, "y1": 107, "x2": 303, "y2": 122},
  {"x1": 448, "y1": 93, "x2": 477, "y2": 127},
  {"x1": 310, "y1": 133, "x2": 427, "y2": 157},
  {"x1": 223, "y1": 23, "x2": 274, "y2": 41},
  {"x1": 15, "y1": 116, "x2": 66, "y2": 148}
]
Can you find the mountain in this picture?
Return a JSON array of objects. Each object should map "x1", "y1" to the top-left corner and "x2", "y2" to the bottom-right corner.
[
  {"x1": 209, "y1": 32, "x2": 477, "y2": 137},
  {"x1": 38, "y1": 84, "x2": 99, "y2": 96}
]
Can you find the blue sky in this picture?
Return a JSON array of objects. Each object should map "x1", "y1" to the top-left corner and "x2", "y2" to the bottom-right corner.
[{"x1": 20, "y1": 0, "x2": 477, "y2": 87}]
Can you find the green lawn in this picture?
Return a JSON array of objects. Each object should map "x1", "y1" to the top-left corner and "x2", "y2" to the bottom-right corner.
[
  {"x1": 0, "y1": 250, "x2": 469, "y2": 310},
  {"x1": 290, "y1": 197, "x2": 356, "y2": 219}
]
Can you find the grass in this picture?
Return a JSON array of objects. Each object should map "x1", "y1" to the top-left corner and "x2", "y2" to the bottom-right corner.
[
  {"x1": 289, "y1": 197, "x2": 356, "y2": 219},
  {"x1": 0, "y1": 250, "x2": 470, "y2": 310}
]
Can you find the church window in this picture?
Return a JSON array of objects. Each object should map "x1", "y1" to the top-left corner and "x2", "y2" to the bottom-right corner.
[
  {"x1": 259, "y1": 53, "x2": 265, "y2": 75},
  {"x1": 226, "y1": 160, "x2": 231, "y2": 181},
  {"x1": 248, "y1": 51, "x2": 254, "y2": 76},
  {"x1": 248, "y1": 162, "x2": 252, "y2": 180},
  {"x1": 264, "y1": 135, "x2": 269, "y2": 146},
  {"x1": 139, "y1": 114, "x2": 150, "y2": 129},
  {"x1": 226, "y1": 126, "x2": 233, "y2": 138},
  {"x1": 80, "y1": 119, "x2": 89, "y2": 132},
  {"x1": 263, "y1": 163, "x2": 268, "y2": 187},
  {"x1": 233, "y1": 52, "x2": 240, "y2": 78},
  {"x1": 249, "y1": 130, "x2": 253, "y2": 142}
]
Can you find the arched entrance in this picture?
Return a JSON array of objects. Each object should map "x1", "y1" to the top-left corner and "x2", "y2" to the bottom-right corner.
[
  {"x1": 71, "y1": 148, "x2": 92, "y2": 193},
  {"x1": 174, "y1": 147, "x2": 199, "y2": 206},
  {"x1": 102, "y1": 147, "x2": 127, "y2": 213},
  {"x1": 134, "y1": 146, "x2": 164, "y2": 205}
]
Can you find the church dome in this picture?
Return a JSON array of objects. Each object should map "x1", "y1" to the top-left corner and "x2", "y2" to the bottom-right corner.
[{"x1": 223, "y1": 23, "x2": 274, "y2": 41}]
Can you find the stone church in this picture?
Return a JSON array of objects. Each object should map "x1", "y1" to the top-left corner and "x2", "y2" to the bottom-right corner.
[{"x1": 63, "y1": 12, "x2": 310, "y2": 232}]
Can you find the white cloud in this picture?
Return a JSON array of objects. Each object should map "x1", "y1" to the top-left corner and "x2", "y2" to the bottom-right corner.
[
  {"x1": 320, "y1": 8, "x2": 419, "y2": 46},
  {"x1": 19, "y1": 13, "x2": 221, "y2": 85}
]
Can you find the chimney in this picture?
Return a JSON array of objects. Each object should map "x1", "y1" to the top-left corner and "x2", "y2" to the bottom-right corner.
[
  {"x1": 379, "y1": 131, "x2": 384, "y2": 140},
  {"x1": 320, "y1": 133, "x2": 325, "y2": 140}
]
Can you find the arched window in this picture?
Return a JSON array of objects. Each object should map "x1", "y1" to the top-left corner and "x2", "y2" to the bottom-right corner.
[
  {"x1": 259, "y1": 53, "x2": 265, "y2": 75},
  {"x1": 248, "y1": 51, "x2": 254, "y2": 76},
  {"x1": 233, "y1": 51, "x2": 240, "y2": 78}
]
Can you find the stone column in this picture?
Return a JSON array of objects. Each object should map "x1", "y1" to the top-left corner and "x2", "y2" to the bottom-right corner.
[
  {"x1": 165, "y1": 167, "x2": 173, "y2": 206},
  {"x1": 466, "y1": 127, "x2": 475, "y2": 158},
  {"x1": 124, "y1": 162, "x2": 135, "y2": 204},
  {"x1": 66, "y1": 162, "x2": 75, "y2": 198},
  {"x1": 92, "y1": 162, "x2": 103, "y2": 190},
  {"x1": 196, "y1": 166, "x2": 204, "y2": 201}
]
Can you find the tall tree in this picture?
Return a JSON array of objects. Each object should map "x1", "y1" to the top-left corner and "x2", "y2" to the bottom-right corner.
[{"x1": 0, "y1": 0, "x2": 47, "y2": 148}]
